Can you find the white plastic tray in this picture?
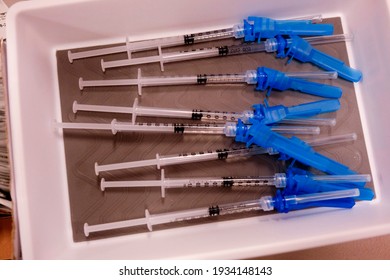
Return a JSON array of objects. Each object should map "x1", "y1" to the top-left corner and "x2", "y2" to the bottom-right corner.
[{"x1": 6, "y1": 0, "x2": 390, "y2": 259}]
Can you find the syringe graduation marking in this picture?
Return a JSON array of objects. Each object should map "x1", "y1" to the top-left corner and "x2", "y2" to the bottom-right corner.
[
  {"x1": 173, "y1": 124, "x2": 185, "y2": 133},
  {"x1": 183, "y1": 28, "x2": 235, "y2": 45},
  {"x1": 217, "y1": 149, "x2": 229, "y2": 159},
  {"x1": 183, "y1": 34, "x2": 195, "y2": 45},
  {"x1": 208, "y1": 206, "x2": 220, "y2": 216},
  {"x1": 177, "y1": 148, "x2": 234, "y2": 159},
  {"x1": 222, "y1": 177, "x2": 234, "y2": 187},
  {"x1": 218, "y1": 46, "x2": 229, "y2": 56},
  {"x1": 197, "y1": 74, "x2": 207, "y2": 84},
  {"x1": 191, "y1": 110, "x2": 203, "y2": 120}
]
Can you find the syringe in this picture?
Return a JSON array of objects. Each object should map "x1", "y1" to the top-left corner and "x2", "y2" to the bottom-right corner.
[
  {"x1": 83, "y1": 188, "x2": 362, "y2": 235},
  {"x1": 73, "y1": 98, "x2": 340, "y2": 125},
  {"x1": 101, "y1": 34, "x2": 351, "y2": 72},
  {"x1": 100, "y1": 168, "x2": 372, "y2": 198},
  {"x1": 94, "y1": 133, "x2": 357, "y2": 175},
  {"x1": 79, "y1": 67, "x2": 341, "y2": 98},
  {"x1": 56, "y1": 119, "x2": 320, "y2": 136},
  {"x1": 68, "y1": 15, "x2": 330, "y2": 62}
]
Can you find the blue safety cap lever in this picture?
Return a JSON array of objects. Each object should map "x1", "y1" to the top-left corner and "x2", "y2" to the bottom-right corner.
[
  {"x1": 255, "y1": 67, "x2": 342, "y2": 98},
  {"x1": 252, "y1": 99, "x2": 340, "y2": 124},
  {"x1": 276, "y1": 35, "x2": 362, "y2": 82},
  {"x1": 282, "y1": 167, "x2": 374, "y2": 201},
  {"x1": 264, "y1": 188, "x2": 364, "y2": 213},
  {"x1": 235, "y1": 119, "x2": 356, "y2": 175},
  {"x1": 241, "y1": 16, "x2": 334, "y2": 42}
]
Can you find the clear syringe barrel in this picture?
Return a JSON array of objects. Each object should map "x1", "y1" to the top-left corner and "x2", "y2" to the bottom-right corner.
[
  {"x1": 79, "y1": 72, "x2": 255, "y2": 95},
  {"x1": 184, "y1": 28, "x2": 236, "y2": 43},
  {"x1": 101, "y1": 175, "x2": 281, "y2": 190},
  {"x1": 158, "y1": 146, "x2": 268, "y2": 165},
  {"x1": 161, "y1": 43, "x2": 268, "y2": 61},
  {"x1": 210, "y1": 199, "x2": 264, "y2": 216}
]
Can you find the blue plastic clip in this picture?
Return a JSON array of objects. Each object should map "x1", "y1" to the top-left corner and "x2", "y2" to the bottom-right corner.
[
  {"x1": 242, "y1": 17, "x2": 334, "y2": 42},
  {"x1": 284, "y1": 167, "x2": 374, "y2": 201},
  {"x1": 252, "y1": 99, "x2": 340, "y2": 124},
  {"x1": 273, "y1": 190, "x2": 356, "y2": 213},
  {"x1": 255, "y1": 67, "x2": 342, "y2": 98},
  {"x1": 275, "y1": 35, "x2": 362, "y2": 82},
  {"x1": 234, "y1": 119, "x2": 249, "y2": 143},
  {"x1": 236, "y1": 120, "x2": 356, "y2": 175}
]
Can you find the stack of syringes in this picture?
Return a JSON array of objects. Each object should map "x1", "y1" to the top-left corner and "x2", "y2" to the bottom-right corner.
[{"x1": 57, "y1": 15, "x2": 373, "y2": 237}]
